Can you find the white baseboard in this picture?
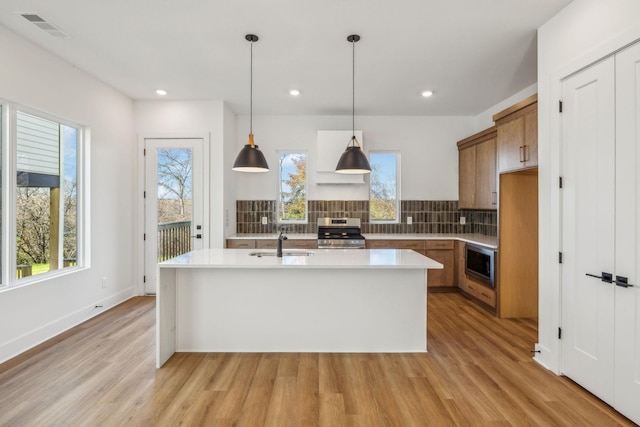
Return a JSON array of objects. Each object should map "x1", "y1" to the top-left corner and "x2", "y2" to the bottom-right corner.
[{"x1": 0, "y1": 288, "x2": 135, "y2": 364}]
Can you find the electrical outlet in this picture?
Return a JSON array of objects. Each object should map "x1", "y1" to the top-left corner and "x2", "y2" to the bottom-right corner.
[
  {"x1": 102, "y1": 277, "x2": 108, "y2": 288},
  {"x1": 460, "y1": 216, "x2": 466, "y2": 225},
  {"x1": 261, "y1": 216, "x2": 268, "y2": 225},
  {"x1": 407, "y1": 216, "x2": 413, "y2": 225}
]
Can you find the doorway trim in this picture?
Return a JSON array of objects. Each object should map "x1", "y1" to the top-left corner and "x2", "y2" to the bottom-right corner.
[
  {"x1": 538, "y1": 23, "x2": 640, "y2": 374},
  {"x1": 135, "y1": 132, "x2": 210, "y2": 296}
]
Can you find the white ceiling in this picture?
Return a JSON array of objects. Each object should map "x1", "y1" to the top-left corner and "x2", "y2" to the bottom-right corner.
[{"x1": 0, "y1": 0, "x2": 572, "y2": 116}]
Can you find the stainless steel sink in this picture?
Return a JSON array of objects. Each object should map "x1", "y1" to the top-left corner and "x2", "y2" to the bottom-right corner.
[{"x1": 249, "y1": 250, "x2": 315, "y2": 257}]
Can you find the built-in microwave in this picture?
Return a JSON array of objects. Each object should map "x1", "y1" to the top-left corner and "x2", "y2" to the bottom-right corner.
[{"x1": 465, "y1": 244, "x2": 495, "y2": 287}]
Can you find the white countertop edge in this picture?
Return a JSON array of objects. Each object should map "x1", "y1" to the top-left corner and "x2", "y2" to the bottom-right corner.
[{"x1": 160, "y1": 248, "x2": 443, "y2": 270}]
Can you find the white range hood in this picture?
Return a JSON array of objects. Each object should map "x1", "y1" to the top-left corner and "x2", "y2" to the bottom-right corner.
[{"x1": 316, "y1": 130, "x2": 365, "y2": 184}]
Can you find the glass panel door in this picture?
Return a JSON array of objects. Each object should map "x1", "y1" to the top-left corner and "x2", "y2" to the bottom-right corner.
[{"x1": 144, "y1": 139, "x2": 203, "y2": 294}]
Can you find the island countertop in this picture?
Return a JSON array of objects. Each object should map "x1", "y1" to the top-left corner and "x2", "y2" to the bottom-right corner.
[{"x1": 160, "y1": 248, "x2": 443, "y2": 270}]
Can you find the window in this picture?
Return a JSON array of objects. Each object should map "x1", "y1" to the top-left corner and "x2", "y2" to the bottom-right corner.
[
  {"x1": 277, "y1": 152, "x2": 307, "y2": 223},
  {"x1": 369, "y1": 151, "x2": 400, "y2": 223},
  {"x1": 1, "y1": 104, "x2": 85, "y2": 287}
]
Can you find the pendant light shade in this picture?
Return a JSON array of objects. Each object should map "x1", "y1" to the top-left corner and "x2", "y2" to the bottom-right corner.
[
  {"x1": 335, "y1": 136, "x2": 371, "y2": 174},
  {"x1": 336, "y1": 34, "x2": 371, "y2": 174},
  {"x1": 233, "y1": 34, "x2": 269, "y2": 172}
]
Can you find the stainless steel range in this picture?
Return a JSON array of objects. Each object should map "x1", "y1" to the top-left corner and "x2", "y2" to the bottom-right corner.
[{"x1": 317, "y1": 217, "x2": 366, "y2": 249}]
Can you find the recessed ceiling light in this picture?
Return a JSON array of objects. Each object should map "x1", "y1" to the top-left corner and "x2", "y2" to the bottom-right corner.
[
  {"x1": 156, "y1": 89, "x2": 167, "y2": 96},
  {"x1": 289, "y1": 89, "x2": 301, "y2": 96},
  {"x1": 421, "y1": 90, "x2": 434, "y2": 98}
]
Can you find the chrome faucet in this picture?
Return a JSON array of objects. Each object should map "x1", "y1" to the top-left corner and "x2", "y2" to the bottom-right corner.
[{"x1": 277, "y1": 230, "x2": 288, "y2": 257}]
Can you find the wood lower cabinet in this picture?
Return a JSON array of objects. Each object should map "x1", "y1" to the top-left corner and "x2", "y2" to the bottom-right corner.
[
  {"x1": 459, "y1": 277, "x2": 496, "y2": 309},
  {"x1": 425, "y1": 240, "x2": 455, "y2": 290},
  {"x1": 456, "y1": 240, "x2": 497, "y2": 312},
  {"x1": 365, "y1": 239, "x2": 455, "y2": 291}
]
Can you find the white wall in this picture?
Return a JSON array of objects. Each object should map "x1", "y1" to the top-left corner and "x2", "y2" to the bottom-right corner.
[
  {"x1": 235, "y1": 115, "x2": 475, "y2": 202},
  {"x1": 0, "y1": 26, "x2": 136, "y2": 363},
  {"x1": 473, "y1": 84, "x2": 538, "y2": 132},
  {"x1": 537, "y1": 0, "x2": 640, "y2": 373}
]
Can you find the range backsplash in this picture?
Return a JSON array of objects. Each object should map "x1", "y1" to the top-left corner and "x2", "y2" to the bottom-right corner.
[{"x1": 236, "y1": 200, "x2": 497, "y2": 236}]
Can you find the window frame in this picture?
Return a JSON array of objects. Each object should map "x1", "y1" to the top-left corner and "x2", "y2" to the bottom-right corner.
[
  {"x1": 1, "y1": 101, "x2": 88, "y2": 289},
  {"x1": 277, "y1": 150, "x2": 308, "y2": 224},
  {"x1": 368, "y1": 150, "x2": 401, "y2": 224}
]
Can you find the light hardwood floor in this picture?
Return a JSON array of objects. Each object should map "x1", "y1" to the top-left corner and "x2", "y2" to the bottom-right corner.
[{"x1": 0, "y1": 293, "x2": 636, "y2": 426}]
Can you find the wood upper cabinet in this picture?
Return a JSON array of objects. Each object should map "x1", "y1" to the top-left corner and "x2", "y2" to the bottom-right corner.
[
  {"x1": 458, "y1": 145, "x2": 476, "y2": 209},
  {"x1": 457, "y1": 127, "x2": 497, "y2": 209},
  {"x1": 493, "y1": 94, "x2": 538, "y2": 173}
]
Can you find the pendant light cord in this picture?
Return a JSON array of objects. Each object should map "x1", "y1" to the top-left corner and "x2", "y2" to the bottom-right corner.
[
  {"x1": 250, "y1": 39, "x2": 254, "y2": 136},
  {"x1": 352, "y1": 37, "x2": 355, "y2": 143}
]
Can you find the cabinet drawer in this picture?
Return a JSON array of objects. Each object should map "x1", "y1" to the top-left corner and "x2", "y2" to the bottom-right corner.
[
  {"x1": 426, "y1": 240, "x2": 454, "y2": 250},
  {"x1": 226, "y1": 239, "x2": 256, "y2": 249},
  {"x1": 461, "y1": 277, "x2": 496, "y2": 308},
  {"x1": 285, "y1": 239, "x2": 318, "y2": 249},
  {"x1": 366, "y1": 240, "x2": 395, "y2": 249},
  {"x1": 256, "y1": 240, "x2": 277, "y2": 249},
  {"x1": 365, "y1": 240, "x2": 425, "y2": 250},
  {"x1": 254, "y1": 239, "x2": 318, "y2": 249}
]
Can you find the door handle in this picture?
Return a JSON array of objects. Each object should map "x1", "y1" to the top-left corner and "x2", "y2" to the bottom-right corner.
[
  {"x1": 191, "y1": 234, "x2": 202, "y2": 239},
  {"x1": 585, "y1": 272, "x2": 613, "y2": 283},
  {"x1": 613, "y1": 276, "x2": 635, "y2": 288},
  {"x1": 519, "y1": 146, "x2": 526, "y2": 162}
]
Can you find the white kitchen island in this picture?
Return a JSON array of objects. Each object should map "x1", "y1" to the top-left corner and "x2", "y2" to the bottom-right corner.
[{"x1": 156, "y1": 248, "x2": 442, "y2": 368}]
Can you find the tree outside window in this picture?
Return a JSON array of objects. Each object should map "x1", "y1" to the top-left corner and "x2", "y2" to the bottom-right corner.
[
  {"x1": 370, "y1": 151, "x2": 400, "y2": 222},
  {"x1": 15, "y1": 113, "x2": 79, "y2": 277},
  {"x1": 278, "y1": 152, "x2": 307, "y2": 223}
]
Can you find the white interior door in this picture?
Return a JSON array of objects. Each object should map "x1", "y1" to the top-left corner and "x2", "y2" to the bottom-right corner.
[
  {"x1": 561, "y1": 56, "x2": 616, "y2": 405},
  {"x1": 613, "y1": 41, "x2": 640, "y2": 424},
  {"x1": 144, "y1": 138, "x2": 204, "y2": 294}
]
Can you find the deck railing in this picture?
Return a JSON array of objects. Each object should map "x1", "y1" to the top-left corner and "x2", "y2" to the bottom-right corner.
[{"x1": 158, "y1": 220, "x2": 192, "y2": 262}]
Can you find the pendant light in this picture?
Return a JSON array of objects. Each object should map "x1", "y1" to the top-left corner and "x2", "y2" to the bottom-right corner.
[
  {"x1": 336, "y1": 34, "x2": 371, "y2": 174},
  {"x1": 233, "y1": 34, "x2": 270, "y2": 172}
]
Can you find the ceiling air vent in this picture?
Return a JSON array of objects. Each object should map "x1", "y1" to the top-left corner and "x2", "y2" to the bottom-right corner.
[{"x1": 19, "y1": 13, "x2": 69, "y2": 38}]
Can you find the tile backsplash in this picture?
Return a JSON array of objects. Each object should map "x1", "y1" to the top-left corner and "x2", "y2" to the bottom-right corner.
[{"x1": 236, "y1": 200, "x2": 497, "y2": 236}]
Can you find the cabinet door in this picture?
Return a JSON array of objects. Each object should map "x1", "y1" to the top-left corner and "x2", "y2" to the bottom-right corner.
[
  {"x1": 497, "y1": 116, "x2": 524, "y2": 173},
  {"x1": 475, "y1": 137, "x2": 497, "y2": 209},
  {"x1": 454, "y1": 241, "x2": 466, "y2": 286},
  {"x1": 524, "y1": 109, "x2": 538, "y2": 167},
  {"x1": 426, "y1": 241, "x2": 454, "y2": 288},
  {"x1": 561, "y1": 55, "x2": 616, "y2": 407},
  {"x1": 458, "y1": 146, "x2": 476, "y2": 209}
]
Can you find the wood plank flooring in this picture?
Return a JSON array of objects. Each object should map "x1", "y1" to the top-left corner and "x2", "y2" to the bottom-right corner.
[{"x1": 0, "y1": 293, "x2": 636, "y2": 426}]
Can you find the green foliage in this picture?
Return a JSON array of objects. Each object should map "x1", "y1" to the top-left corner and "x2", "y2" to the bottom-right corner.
[
  {"x1": 280, "y1": 155, "x2": 307, "y2": 221},
  {"x1": 369, "y1": 161, "x2": 397, "y2": 220}
]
